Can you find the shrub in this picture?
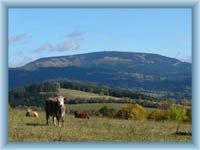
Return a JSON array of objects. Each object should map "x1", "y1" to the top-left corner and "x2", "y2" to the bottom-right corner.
[
  {"x1": 167, "y1": 105, "x2": 188, "y2": 122},
  {"x1": 129, "y1": 104, "x2": 147, "y2": 120},
  {"x1": 115, "y1": 104, "x2": 147, "y2": 120},
  {"x1": 97, "y1": 106, "x2": 117, "y2": 118},
  {"x1": 167, "y1": 105, "x2": 189, "y2": 133},
  {"x1": 148, "y1": 109, "x2": 168, "y2": 121},
  {"x1": 115, "y1": 105, "x2": 132, "y2": 119}
]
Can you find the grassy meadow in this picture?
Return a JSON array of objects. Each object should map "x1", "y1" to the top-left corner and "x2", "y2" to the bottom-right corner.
[
  {"x1": 59, "y1": 88, "x2": 119, "y2": 100},
  {"x1": 9, "y1": 106, "x2": 192, "y2": 142},
  {"x1": 67, "y1": 103, "x2": 130, "y2": 112}
]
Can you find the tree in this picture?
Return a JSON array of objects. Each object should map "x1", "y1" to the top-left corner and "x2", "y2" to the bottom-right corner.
[
  {"x1": 129, "y1": 104, "x2": 147, "y2": 120},
  {"x1": 168, "y1": 105, "x2": 188, "y2": 133},
  {"x1": 115, "y1": 104, "x2": 147, "y2": 120},
  {"x1": 148, "y1": 109, "x2": 168, "y2": 121},
  {"x1": 98, "y1": 106, "x2": 117, "y2": 118}
]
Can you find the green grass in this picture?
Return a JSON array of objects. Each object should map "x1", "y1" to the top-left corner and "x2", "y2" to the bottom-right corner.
[
  {"x1": 67, "y1": 103, "x2": 155, "y2": 115},
  {"x1": 58, "y1": 88, "x2": 119, "y2": 99},
  {"x1": 9, "y1": 107, "x2": 192, "y2": 142},
  {"x1": 67, "y1": 103, "x2": 130, "y2": 112}
]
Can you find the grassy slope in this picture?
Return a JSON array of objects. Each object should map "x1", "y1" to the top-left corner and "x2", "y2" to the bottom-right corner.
[
  {"x1": 58, "y1": 88, "x2": 119, "y2": 99},
  {"x1": 9, "y1": 108, "x2": 192, "y2": 142},
  {"x1": 67, "y1": 103, "x2": 130, "y2": 112}
]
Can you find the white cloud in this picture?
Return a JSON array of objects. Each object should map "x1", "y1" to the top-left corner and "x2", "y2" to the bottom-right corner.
[
  {"x1": 35, "y1": 43, "x2": 53, "y2": 52},
  {"x1": 56, "y1": 40, "x2": 79, "y2": 51},
  {"x1": 36, "y1": 40, "x2": 79, "y2": 52},
  {"x1": 9, "y1": 33, "x2": 27, "y2": 45},
  {"x1": 35, "y1": 30, "x2": 83, "y2": 52}
]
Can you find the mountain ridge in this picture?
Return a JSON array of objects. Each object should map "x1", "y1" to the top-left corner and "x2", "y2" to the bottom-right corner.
[
  {"x1": 12, "y1": 51, "x2": 190, "y2": 70},
  {"x1": 9, "y1": 51, "x2": 191, "y2": 99}
]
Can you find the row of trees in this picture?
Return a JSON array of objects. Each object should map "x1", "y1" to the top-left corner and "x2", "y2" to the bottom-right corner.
[
  {"x1": 25, "y1": 82, "x2": 60, "y2": 93},
  {"x1": 95, "y1": 104, "x2": 191, "y2": 133},
  {"x1": 9, "y1": 80, "x2": 191, "y2": 108},
  {"x1": 69, "y1": 104, "x2": 191, "y2": 124},
  {"x1": 9, "y1": 80, "x2": 159, "y2": 107},
  {"x1": 9, "y1": 82, "x2": 59, "y2": 107},
  {"x1": 60, "y1": 80, "x2": 154, "y2": 100}
]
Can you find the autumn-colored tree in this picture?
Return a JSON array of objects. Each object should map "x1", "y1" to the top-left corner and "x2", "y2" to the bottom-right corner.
[
  {"x1": 148, "y1": 109, "x2": 168, "y2": 121},
  {"x1": 168, "y1": 105, "x2": 188, "y2": 133},
  {"x1": 129, "y1": 104, "x2": 147, "y2": 120},
  {"x1": 115, "y1": 104, "x2": 147, "y2": 120}
]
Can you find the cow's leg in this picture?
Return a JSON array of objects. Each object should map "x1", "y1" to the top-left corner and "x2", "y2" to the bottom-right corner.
[
  {"x1": 46, "y1": 114, "x2": 49, "y2": 125},
  {"x1": 57, "y1": 117, "x2": 61, "y2": 127},
  {"x1": 62, "y1": 117, "x2": 64, "y2": 127},
  {"x1": 53, "y1": 116, "x2": 57, "y2": 126}
]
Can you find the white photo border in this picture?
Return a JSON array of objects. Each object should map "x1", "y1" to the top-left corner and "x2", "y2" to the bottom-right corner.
[{"x1": 0, "y1": 0, "x2": 199, "y2": 150}]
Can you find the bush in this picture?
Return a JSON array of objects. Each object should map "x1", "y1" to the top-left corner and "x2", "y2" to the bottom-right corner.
[
  {"x1": 115, "y1": 105, "x2": 132, "y2": 119},
  {"x1": 115, "y1": 104, "x2": 147, "y2": 120},
  {"x1": 167, "y1": 105, "x2": 189, "y2": 133},
  {"x1": 167, "y1": 105, "x2": 188, "y2": 122},
  {"x1": 129, "y1": 104, "x2": 147, "y2": 120},
  {"x1": 97, "y1": 106, "x2": 117, "y2": 118},
  {"x1": 148, "y1": 109, "x2": 168, "y2": 121}
]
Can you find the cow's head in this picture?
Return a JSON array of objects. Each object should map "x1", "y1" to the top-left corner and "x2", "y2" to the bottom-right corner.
[{"x1": 57, "y1": 96, "x2": 65, "y2": 108}]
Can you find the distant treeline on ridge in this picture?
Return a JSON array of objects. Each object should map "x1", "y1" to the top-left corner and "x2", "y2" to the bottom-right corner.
[{"x1": 9, "y1": 80, "x2": 158, "y2": 107}]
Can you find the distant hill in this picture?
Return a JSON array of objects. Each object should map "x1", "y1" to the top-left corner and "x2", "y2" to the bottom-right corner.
[{"x1": 9, "y1": 51, "x2": 191, "y2": 98}]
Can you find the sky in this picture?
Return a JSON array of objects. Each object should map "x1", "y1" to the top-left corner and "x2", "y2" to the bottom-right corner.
[{"x1": 9, "y1": 8, "x2": 192, "y2": 67}]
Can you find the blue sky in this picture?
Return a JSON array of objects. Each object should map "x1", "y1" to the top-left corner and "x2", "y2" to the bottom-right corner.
[{"x1": 9, "y1": 8, "x2": 192, "y2": 67}]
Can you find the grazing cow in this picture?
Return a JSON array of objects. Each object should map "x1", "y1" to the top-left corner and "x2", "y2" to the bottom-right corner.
[
  {"x1": 74, "y1": 111, "x2": 90, "y2": 119},
  {"x1": 45, "y1": 96, "x2": 66, "y2": 127},
  {"x1": 26, "y1": 108, "x2": 38, "y2": 117}
]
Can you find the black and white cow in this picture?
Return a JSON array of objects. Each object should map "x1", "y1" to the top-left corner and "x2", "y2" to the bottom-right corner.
[{"x1": 45, "y1": 96, "x2": 66, "y2": 127}]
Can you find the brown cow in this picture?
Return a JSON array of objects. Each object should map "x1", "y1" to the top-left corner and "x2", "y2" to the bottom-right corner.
[
  {"x1": 26, "y1": 108, "x2": 38, "y2": 117},
  {"x1": 74, "y1": 111, "x2": 90, "y2": 119}
]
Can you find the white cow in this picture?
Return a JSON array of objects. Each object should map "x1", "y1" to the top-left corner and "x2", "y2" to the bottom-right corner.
[{"x1": 45, "y1": 96, "x2": 66, "y2": 127}]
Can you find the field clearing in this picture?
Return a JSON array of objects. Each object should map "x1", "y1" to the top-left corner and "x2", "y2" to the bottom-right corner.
[
  {"x1": 9, "y1": 108, "x2": 192, "y2": 142},
  {"x1": 58, "y1": 88, "x2": 119, "y2": 99},
  {"x1": 67, "y1": 103, "x2": 131, "y2": 112},
  {"x1": 67, "y1": 103, "x2": 155, "y2": 115}
]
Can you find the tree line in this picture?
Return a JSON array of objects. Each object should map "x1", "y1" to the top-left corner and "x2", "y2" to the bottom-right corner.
[
  {"x1": 9, "y1": 80, "x2": 190, "y2": 108},
  {"x1": 60, "y1": 80, "x2": 155, "y2": 100},
  {"x1": 9, "y1": 82, "x2": 59, "y2": 107}
]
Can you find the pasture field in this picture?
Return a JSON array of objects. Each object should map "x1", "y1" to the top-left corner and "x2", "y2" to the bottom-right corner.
[
  {"x1": 67, "y1": 103, "x2": 130, "y2": 112},
  {"x1": 58, "y1": 88, "x2": 119, "y2": 99},
  {"x1": 9, "y1": 107, "x2": 192, "y2": 142}
]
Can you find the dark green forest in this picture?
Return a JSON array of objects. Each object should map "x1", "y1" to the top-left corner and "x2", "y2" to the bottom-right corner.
[{"x1": 9, "y1": 80, "x2": 191, "y2": 108}]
